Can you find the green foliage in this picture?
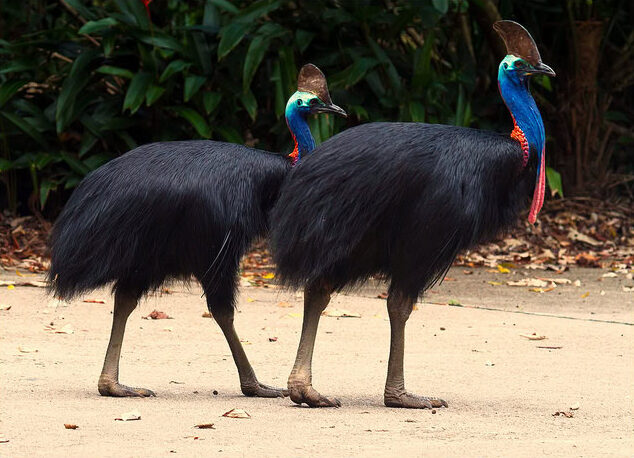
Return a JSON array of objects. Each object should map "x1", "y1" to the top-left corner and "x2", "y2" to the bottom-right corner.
[{"x1": 0, "y1": 0, "x2": 631, "y2": 215}]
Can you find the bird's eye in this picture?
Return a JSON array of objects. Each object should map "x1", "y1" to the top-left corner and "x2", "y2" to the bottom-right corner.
[
  {"x1": 296, "y1": 99, "x2": 302, "y2": 106},
  {"x1": 309, "y1": 98, "x2": 319, "y2": 106},
  {"x1": 503, "y1": 63, "x2": 509, "y2": 69}
]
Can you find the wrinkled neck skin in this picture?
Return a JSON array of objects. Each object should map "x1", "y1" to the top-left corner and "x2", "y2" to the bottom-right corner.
[
  {"x1": 285, "y1": 94, "x2": 315, "y2": 165},
  {"x1": 498, "y1": 56, "x2": 547, "y2": 224}
]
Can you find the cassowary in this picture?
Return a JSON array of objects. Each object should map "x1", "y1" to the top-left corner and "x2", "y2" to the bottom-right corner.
[
  {"x1": 47, "y1": 64, "x2": 345, "y2": 398},
  {"x1": 270, "y1": 21, "x2": 555, "y2": 408}
]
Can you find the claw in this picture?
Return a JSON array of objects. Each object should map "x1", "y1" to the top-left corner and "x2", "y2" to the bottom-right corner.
[
  {"x1": 289, "y1": 385, "x2": 341, "y2": 408},
  {"x1": 241, "y1": 382, "x2": 287, "y2": 398},
  {"x1": 98, "y1": 381, "x2": 156, "y2": 397},
  {"x1": 384, "y1": 391, "x2": 447, "y2": 409}
]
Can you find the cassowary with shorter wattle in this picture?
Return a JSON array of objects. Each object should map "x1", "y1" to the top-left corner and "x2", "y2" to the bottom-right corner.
[
  {"x1": 47, "y1": 64, "x2": 345, "y2": 398},
  {"x1": 270, "y1": 21, "x2": 555, "y2": 408}
]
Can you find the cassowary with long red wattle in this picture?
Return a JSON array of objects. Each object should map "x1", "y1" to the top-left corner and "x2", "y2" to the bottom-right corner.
[
  {"x1": 270, "y1": 21, "x2": 555, "y2": 409},
  {"x1": 47, "y1": 64, "x2": 345, "y2": 398}
]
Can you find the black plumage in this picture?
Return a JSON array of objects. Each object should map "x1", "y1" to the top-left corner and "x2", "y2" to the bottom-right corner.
[
  {"x1": 48, "y1": 141, "x2": 288, "y2": 306},
  {"x1": 272, "y1": 123, "x2": 536, "y2": 299}
]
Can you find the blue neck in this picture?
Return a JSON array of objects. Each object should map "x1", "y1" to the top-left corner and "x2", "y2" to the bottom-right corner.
[
  {"x1": 498, "y1": 66, "x2": 545, "y2": 161},
  {"x1": 285, "y1": 110, "x2": 315, "y2": 161}
]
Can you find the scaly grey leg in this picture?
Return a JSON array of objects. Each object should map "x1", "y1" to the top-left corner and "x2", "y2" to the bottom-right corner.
[
  {"x1": 383, "y1": 289, "x2": 447, "y2": 409},
  {"x1": 98, "y1": 290, "x2": 155, "y2": 397},
  {"x1": 287, "y1": 281, "x2": 340, "y2": 407}
]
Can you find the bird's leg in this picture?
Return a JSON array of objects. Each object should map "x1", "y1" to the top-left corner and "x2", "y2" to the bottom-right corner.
[
  {"x1": 287, "y1": 281, "x2": 341, "y2": 407},
  {"x1": 383, "y1": 289, "x2": 447, "y2": 409},
  {"x1": 213, "y1": 306, "x2": 287, "y2": 398},
  {"x1": 98, "y1": 290, "x2": 155, "y2": 397}
]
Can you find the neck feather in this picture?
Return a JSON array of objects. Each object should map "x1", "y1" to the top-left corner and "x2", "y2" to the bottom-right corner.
[
  {"x1": 285, "y1": 111, "x2": 315, "y2": 163},
  {"x1": 498, "y1": 72, "x2": 545, "y2": 161}
]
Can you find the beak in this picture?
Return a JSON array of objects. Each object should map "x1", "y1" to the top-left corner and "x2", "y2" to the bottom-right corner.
[
  {"x1": 311, "y1": 103, "x2": 347, "y2": 117},
  {"x1": 530, "y1": 62, "x2": 556, "y2": 77}
]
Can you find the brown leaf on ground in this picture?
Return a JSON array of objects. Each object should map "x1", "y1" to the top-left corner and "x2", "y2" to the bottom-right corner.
[
  {"x1": 0, "y1": 304, "x2": 11, "y2": 311},
  {"x1": 83, "y1": 299, "x2": 105, "y2": 304},
  {"x1": 552, "y1": 411, "x2": 574, "y2": 418},
  {"x1": 194, "y1": 423, "x2": 215, "y2": 429},
  {"x1": 222, "y1": 408, "x2": 251, "y2": 419},
  {"x1": 64, "y1": 424, "x2": 78, "y2": 429},
  {"x1": 201, "y1": 311, "x2": 213, "y2": 318},
  {"x1": 142, "y1": 310, "x2": 172, "y2": 320},
  {"x1": 115, "y1": 410, "x2": 141, "y2": 421},
  {"x1": 322, "y1": 308, "x2": 361, "y2": 318},
  {"x1": 520, "y1": 333, "x2": 546, "y2": 340},
  {"x1": 268, "y1": 336, "x2": 278, "y2": 342}
]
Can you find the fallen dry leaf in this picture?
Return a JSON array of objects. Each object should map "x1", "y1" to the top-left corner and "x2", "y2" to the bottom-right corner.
[
  {"x1": 529, "y1": 287, "x2": 556, "y2": 293},
  {"x1": 201, "y1": 311, "x2": 213, "y2": 318},
  {"x1": 322, "y1": 308, "x2": 361, "y2": 318},
  {"x1": 56, "y1": 324, "x2": 74, "y2": 334},
  {"x1": 115, "y1": 410, "x2": 141, "y2": 421},
  {"x1": 142, "y1": 310, "x2": 172, "y2": 320},
  {"x1": 268, "y1": 337, "x2": 278, "y2": 342},
  {"x1": 276, "y1": 301, "x2": 291, "y2": 308},
  {"x1": 83, "y1": 299, "x2": 105, "y2": 304},
  {"x1": 377, "y1": 291, "x2": 388, "y2": 299},
  {"x1": 194, "y1": 423, "x2": 215, "y2": 429},
  {"x1": 64, "y1": 424, "x2": 78, "y2": 430},
  {"x1": 507, "y1": 278, "x2": 549, "y2": 288},
  {"x1": 552, "y1": 411, "x2": 574, "y2": 418},
  {"x1": 568, "y1": 229, "x2": 601, "y2": 247},
  {"x1": 18, "y1": 345, "x2": 38, "y2": 353},
  {"x1": 520, "y1": 333, "x2": 546, "y2": 341},
  {"x1": 222, "y1": 408, "x2": 251, "y2": 419},
  {"x1": 261, "y1": 272, "x2": 275, "y2": 279},
  {"x1": 488, "y1": 281, "x2": 503, "y2": 286},
  {"x1": 580, "y1": 292, "x2": 590, "y2": 298},
  {"x1": 0, "y1": 304, "x2": 11, "y2": 311},
  {"x1": 0, "y1": 435, "x2": 8, "y2": 443},
  {"x1": 497, "y1": 265, "x2": 511, "y2": 274}
]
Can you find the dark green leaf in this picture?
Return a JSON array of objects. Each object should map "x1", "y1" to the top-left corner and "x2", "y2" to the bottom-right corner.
[
  {"x1": 409, "y1": 101, "x2": 425, "y2": 122},
  {"x1": 0, "y1": 79, "x2": 27, "y2": 108},
  {"x1": 295, "y1": 29, "x2": 315, "y2": 54},
  {"x1": 432, "y1": 0, "x2": 448, "y2": 14},
  {"x1": 56, "y1": 49, "x2": 98, "y2": 133},
  {"x1": 60, "y1": 151, "x2": 91, "y2": 176},
  {"x1": 96, "y1": 65, "x2": 134, "y2": 79},
  {"x1": 160, "y1": 60, "x2": 191, "y2": 83},
  {"x1": 78, "y1": 17, "x2": 118, "y2": 35},
  {"x1": 218, "y1": 22, "x2": 251, "y2": 60},
  {"x1": 123, "y1": 72, "x2": 153, "y2": 114},
  {"x1": 546, "y1": 166, "x2": 564, "y2": 197},
  {"x1": 203, "y1": 92, "x2": 222, "y2": 114},
  {"x1": 184, "y1": 75, "x2": 207, "y2": 102},
  {"x1": 216, "y1": 126, "x2": 243, "y2": 144},
  {"x1": 1, "y1": 111, "x2": 48, "y2": 147},
  {"x1": 171, "y1": 107, "x2": 211, "y2": 138},
  {"x1": 210, "y1": 0, "x2": 239, "y2": 14},
  {"x1": 240, "y1": 90, "x2": 257, "y2": 121},
  {"x1": 243, "y1": 36, "x2": 270, "y2": 92},
  {"x1": 235, "y1": 0, "x2": 282, "y2": 24},
  {"x1": 0, "y1": 158, "x2": 12, "y2": 172},
  {"x1": 39, "y1": 178, "x2": 55, "y2": 209},
  {"x1": 146, "y1": 84, "x2": 166, "y2": 106}
]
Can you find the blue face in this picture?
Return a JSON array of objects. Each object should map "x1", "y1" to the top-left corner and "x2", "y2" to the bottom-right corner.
[
  {"x1": 498, "y1": 55, "x2": 555, "y2": 85},
  {"x1": 285, "y1": 91, "x2": 328, "y2": 118}
]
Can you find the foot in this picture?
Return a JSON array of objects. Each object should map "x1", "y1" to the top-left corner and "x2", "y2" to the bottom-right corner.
[
  {"x1": 98, "y1": 380, "x2": 156, "y2": 397},
  {"x1": 241, "y1": 382, "x2": 288, "y2": 398},
  {"x1": 384, "y1": 390, "x2": 447, "y2": 409},
  {"x1": 289, "y1": 384, "x2": 341, "y2": 408}
]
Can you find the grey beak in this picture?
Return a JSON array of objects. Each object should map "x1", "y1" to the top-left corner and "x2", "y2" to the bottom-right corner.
[
  {"x1": 311, "y1": 103, "x2": 347, "y2": 118},
  {"x1": 532, "y1": 62, "x2": 556, "y2": 77}
]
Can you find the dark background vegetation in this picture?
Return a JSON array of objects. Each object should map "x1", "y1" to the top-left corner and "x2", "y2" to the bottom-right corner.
[{"x1": 1, "y1": 0, "x2": 632, "y2": 219}]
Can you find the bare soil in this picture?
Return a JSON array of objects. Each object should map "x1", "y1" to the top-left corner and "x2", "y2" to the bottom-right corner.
[{"x1": 1, "y1": 267, "x2": 632, "y2": 457}]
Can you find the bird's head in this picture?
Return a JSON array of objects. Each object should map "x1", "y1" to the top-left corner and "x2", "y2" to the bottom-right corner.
[
  {"x1": 285, "y1": 64, "x2": 347, "y2": 119},
  {"x1": 495, "y1": 21, "x2": 555, "y2": 84}
]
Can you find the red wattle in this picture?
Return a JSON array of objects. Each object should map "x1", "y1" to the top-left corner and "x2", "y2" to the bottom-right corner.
[{"x1": 528, "y1": 152, "x2": 546, "y2": 224}]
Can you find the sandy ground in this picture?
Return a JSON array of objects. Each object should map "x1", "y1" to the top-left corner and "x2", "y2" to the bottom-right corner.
[{"x1": 1, "y1": 266, "x2": 633, "y2": 457}]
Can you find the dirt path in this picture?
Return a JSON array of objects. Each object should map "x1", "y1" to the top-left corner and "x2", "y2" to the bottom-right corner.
[{"x1": 1, "y1": 267, "x2": 632, "y2": 457}]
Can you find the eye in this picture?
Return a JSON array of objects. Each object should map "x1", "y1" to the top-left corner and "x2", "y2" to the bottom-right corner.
[
  {"x1": 296, "y1": 99, "x2": 302, "y2": 106},
  {"x1": 503, "y1": 63, "x2": 508, "y2": 69},
  {"x1": 309, "y1": 98, "x2": 319, "y2": 106}
]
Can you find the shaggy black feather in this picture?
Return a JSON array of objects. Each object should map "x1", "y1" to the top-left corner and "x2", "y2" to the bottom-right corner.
[
  {"x1": 48, "y1": 141, "x2": 289, "y2": 309},
  {"x1": 271, "y1": 123, "x2": 537, "y2": 299}
]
